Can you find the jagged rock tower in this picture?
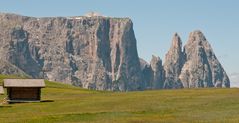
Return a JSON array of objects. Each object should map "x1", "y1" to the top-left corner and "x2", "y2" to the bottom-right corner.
[
  {"x1": 163, "y1": 33, "x2": 184, "y2": 89},
  {"x1": 179, "y1": 30, "x2": 230, "y2": 88}
]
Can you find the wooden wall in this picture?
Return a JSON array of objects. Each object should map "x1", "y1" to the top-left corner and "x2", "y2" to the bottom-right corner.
[{"x1": 8, "y1": 87, "x2": 40, "y2": 100}]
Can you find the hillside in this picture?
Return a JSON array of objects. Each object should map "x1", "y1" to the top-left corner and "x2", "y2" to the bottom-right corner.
[{"x1": 0, "y1": 75, "x2": 238, "y2": 123}]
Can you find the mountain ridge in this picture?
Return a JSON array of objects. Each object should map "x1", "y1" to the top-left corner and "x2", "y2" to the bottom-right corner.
[{"x1": 0, "y1": 13, "x2": 230, "y2": 90}]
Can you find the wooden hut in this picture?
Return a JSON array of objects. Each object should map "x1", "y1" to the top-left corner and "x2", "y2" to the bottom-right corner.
[
  {"x1": 3, "y1": 79, "x2": 45, "y2": 102},
  {"x1": 0, "y1": 86, "x2": 4, "y2": 95}
]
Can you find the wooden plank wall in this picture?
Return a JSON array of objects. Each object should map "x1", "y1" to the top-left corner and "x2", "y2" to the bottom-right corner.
[{"x1": 9, "y1": 87, "x2": 40, "y2": 100}]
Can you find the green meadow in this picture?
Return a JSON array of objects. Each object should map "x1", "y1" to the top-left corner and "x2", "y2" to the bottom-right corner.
[{"x1": 0, "y1": 75, "x2": 239, "y2": 123}]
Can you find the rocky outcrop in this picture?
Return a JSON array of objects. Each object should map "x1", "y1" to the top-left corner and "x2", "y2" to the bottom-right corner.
[
  {"x1": 179, "y1": 30, "x2": 230, "y2": 88},
  {"x1": 0, "y1": 13, "x2": 230, "y2": 91},
  {"x1": 163, "y1": 33, "x2": 184, "y2": 89},
  {"x1": 140, "y1": 58, "x2": 152, "y2": 89},
  {"x1": 141, "y1": 56, "x2": 164, "y2": 89},
  {"x1": 5, "y1": 26, "x2": 42, "y2": 77},
  {"x1": 149, "y1": 55, "x2": 164, "y2": 89},
  {"x1": 159, "y1": 31, "x2": 230, "y2": 88},
  {"x1": 0, "y1": 13, "x2": 143, "y2": 91},
  {"x1": 0, "y1": 59, "x2": 28, "y2": 76},
  {"x1": 143, "y1": 31, "x2": 230, "y2": 89}
]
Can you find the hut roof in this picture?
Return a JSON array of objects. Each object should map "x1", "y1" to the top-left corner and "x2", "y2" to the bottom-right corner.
[
  {"x1": 0, "y1": 86, "x2": 4, "y2": 94},
  {"x1": 3, "y1": 79, "x2": 45, "y2": 88}
]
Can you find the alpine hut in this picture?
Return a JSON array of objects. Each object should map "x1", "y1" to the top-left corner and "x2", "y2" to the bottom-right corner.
[{"x1": 3, "y1": 79, "x2": 45, "y2": 102}]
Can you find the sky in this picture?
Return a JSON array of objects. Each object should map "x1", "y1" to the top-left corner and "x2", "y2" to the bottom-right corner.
[{"x1": 0, "y1": 0, "x2": 239, "y2": 86}]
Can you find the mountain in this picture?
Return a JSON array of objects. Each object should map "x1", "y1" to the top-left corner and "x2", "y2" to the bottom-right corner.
[
  {"x1": 141, "y1": 56, "x2": 165, "y2": 89},
  {"x1": 0, "y1": 13, "x2": 230, "y2": 91},
  {"x1": 0, "y1": 59, "x2": 28, "y2": 76},
  {"x1": 163, "y1": 33, "x2": 184, "y2": 89},
  {"x1": 179, "y1": 31, "x2": 230, "y2": 88},
  {"x1": 0, "y1": 13, "x2": 143, "y2": 91},
  {"x1": 141, "y1": 31, "x2": 230, "y2": 89}
]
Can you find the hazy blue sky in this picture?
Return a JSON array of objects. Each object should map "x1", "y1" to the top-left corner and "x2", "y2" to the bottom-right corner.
[{"x1": 0, "y1": 0, "x2": 239, "y2": 86}]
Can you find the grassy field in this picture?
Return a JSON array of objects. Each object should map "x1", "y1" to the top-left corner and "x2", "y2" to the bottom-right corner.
[{"x1": 0, "y1": 75, "x2": 239, "y2": 123}]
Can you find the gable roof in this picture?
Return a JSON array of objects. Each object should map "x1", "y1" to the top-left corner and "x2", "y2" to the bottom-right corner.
[
  {"x1": 3, "y1": 79, "x2": 45, "y2": 88},
  {"x1": 0, "y1": 86, "x2": 4, "y2": 94}
]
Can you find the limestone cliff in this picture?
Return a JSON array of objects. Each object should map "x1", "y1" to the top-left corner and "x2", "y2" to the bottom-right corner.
[
  {"x1": 163, "y1": 33, "x2": 184, "y2": 89},
  {"x1": 0, "y1": 13, "x2": 143, "y2": 91},
  {"x1": 0, "y1": 13, "x2": 230, "y2": 90},
  {"x1": 145, "y1": 31, "x2": 230, "y2": 89},
  {"x1": 179, "y1": 31, "x2": 230, "y2": 88}
]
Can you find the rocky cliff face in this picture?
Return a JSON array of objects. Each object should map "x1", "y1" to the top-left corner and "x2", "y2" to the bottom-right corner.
[
  {"x1": 141, "y1": 56, "x2": 164, "y2": 89},
  {"x1": 163, "y1": 33, "x2": 184, "y2": 89},
  {"x1": 0, "y1": 13, "x2": 230, "y2": 91},
  {"x1": 179, "y1": 31, "x2": 230, "y2": 88},
  {"x1": 149, "y1": 56, "x2": 165, "y2": 89},
  {"x1": 0, "y1": 59, "x2": 28, "y2": 76},
  {"x1": 0, "y1": 13, "x2": 143, "y2": 91},
  {"x1": 141, "y1": 31, "x2": 230, "y2": 89}
]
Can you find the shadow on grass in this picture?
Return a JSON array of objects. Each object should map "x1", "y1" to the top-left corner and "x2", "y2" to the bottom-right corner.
[
  {"x1": 41, "y1": 100, "x2": 54, "y2": 103},
  {"x1": 8, "y1": 100, "x2": 54, "y2": 104},
  {"x1": 0, "y1": 105, "x2": 12, "y2": 108}
]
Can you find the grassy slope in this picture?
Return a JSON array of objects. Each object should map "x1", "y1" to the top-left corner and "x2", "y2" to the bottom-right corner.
[{"x1": 0, "y1": 75, "x2": 239, "y2": 123}]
